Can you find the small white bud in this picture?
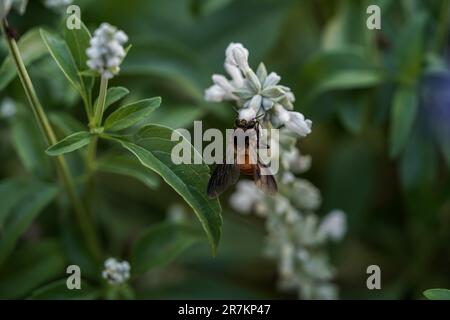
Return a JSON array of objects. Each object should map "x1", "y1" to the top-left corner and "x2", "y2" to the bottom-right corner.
[
  {"x1": 239, "y1": 107, "x2": 257, "y2": 121},
  {"x1": 264, "y1": 72, "x2": 281, "y2": 87},
  {"x1": 225, "y1": 42, "x2": 250, "y2": 73},
  {"x1": 318, "y1": 210, "x2": 347, "y2": 241},
  {"x1": 204, "y1": 85, "x2": 226, "y2": 102},
  {"x1": 274, "y1": 104, "x2": 312, "y2": 137}
]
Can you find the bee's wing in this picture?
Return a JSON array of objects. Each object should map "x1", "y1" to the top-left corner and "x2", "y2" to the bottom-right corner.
[
  {"x1": 207, "y1": 164, "x2": 240, "y2": 198},
  {"x1": 254, "y1": 164, "x2": 278, "y2": 195}
]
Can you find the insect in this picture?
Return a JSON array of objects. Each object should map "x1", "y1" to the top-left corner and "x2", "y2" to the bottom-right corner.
[{"x1": 207, "y1": 118, "x2": 277, "y2": 198}]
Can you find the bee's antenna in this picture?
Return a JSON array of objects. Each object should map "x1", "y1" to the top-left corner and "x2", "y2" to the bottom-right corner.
[{"x1": 255, "y1": 112, "x2": 265, "y2": 120}]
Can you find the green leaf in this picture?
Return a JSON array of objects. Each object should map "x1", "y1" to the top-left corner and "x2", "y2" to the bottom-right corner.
[
  {"x1": 132, "y1": 222, "x2": 201, "y2": 274},
  {"x1": 400, "y1": 134, "x2": 437, "y2": 191},
  {"x1": 63, "y1": 18, "x2": 94, "y2": 98},
  {"x1": 335, "y1": 93, "x2": 368, "y2": 134},
  {"x1": 11, "y1": 115, "x2": 51, "y2": 179},
  {"x1": 322, "y1": 0, "x2": 373, "y2": 52},
  {"x1": 46, "y1": 131, "x2": 92, "y2": 156},
  {"x1": 423, "y1": 288, "x2": 450, "y2": 300},
  {"x1": 141, "y1": 104, "x2": 205, "y2": 129},
  {"x1": 104, "y1": 86, "x2": 130, "y2": 111},
  {"x1": 96, "y1": 154, "x2": 159, "y2": 189},
  {"x1": 310, "y1": 70, "x2": 384, "y2": 98},
  {"x1": 63, "y1": 19, "x2": 91, "y2": 74},
  {"x1": 104, "y1": 97, "x2": 161, "y2": 132},
  {"x1": 40, "y1": 29, "x2": 82, "y2": 94},
  {"x1": 0, "y1": 182, "x2": 58, "y2": 266},
  {"x1": 300, "y1": 50, "x2": 383, "y2": 103},
  {"x1": 389, "y1": 85, "x2": 418, "y2": 158},
  {"x1": 0, "y1": 28, "x2": 48, "y2": 90},
  {"x1": 0, "y1": 240, "x2": 66, "y2": 299},
  {"x1": 0, "y1": 179, "x2": 29, "y2": 228},
  {"x1": 29, "y1": 280, "x2": 100, "y2": 300},
  {"x1": 60, "y1": 220, "x2": 99, "y2": 280},
  {"x1": 394, "y1": 13, "x2": 427, "y2": 83},
  {"x1": 103, "y1": 124, "x2": 222, "y2": 254}
]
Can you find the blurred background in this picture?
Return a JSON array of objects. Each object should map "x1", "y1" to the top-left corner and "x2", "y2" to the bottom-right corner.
[{"x1": 1, "y1": 0, "x2": 449, "y2": 299}]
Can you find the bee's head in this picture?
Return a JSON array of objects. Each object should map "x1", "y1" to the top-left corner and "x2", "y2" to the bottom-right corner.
[
  {"x1": 235, "y1": 118, "x2": 247, "y2": 127},
  {"x1": 235, "y1": 118, "x2": 256, "y2": 129}
]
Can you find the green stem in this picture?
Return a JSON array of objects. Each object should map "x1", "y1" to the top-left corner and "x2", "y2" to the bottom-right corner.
[
  {"x1": 92, "y1": 76, "x2": 109, "y2": 129},
  {"x1": 1, "y1": 20, "x2": 101, "y2": 260},
  {"x1": 86, "y1": 76, "x2": 108, "y2": 211}
]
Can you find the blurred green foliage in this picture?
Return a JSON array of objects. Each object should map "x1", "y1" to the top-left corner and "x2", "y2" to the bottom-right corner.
[{"x1": 0, "y1": 0, "x2": 449, "y2": 299}]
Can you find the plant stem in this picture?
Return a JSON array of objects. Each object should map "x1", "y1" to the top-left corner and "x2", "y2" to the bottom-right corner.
[
  {"x1": 87, "y1": 76, "x2": 108, "y2": 169},
  {"x1": 1, "y1": 20, "x2": 101, "y2": 260},
  {"x1": 93, "y1": 76, "x2": 109, "y2": 128},
  {"x1": 86, "y1": 76, "x2": 108, "y2": 211}
]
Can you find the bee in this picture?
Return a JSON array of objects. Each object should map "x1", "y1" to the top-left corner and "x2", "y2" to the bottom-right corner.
[{"x1": 207, "y1": 118, "x2": 277, "y2": 198}]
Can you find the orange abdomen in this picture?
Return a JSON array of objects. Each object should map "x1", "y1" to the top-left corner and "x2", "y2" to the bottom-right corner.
[
  {"x1": 238, "y1": 149, "x2": 255, "y2": 175},
  {"x1": 239, "y1": 163, "x2": 255, "y2": 175}
]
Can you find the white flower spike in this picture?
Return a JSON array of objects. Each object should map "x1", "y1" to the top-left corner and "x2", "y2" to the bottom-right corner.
[
  {"x1": 86, "y1": 23, "x2": 128, "y2": 79},
  {"x1": 229, "y1": 127, "x2": 346, "y2": 299}
]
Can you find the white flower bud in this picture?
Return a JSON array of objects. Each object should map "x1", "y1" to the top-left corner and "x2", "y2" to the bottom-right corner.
[
  {"x1": 274, "y1": 104, "x2": 312, "y2": 137},
  {"x1": 239, "y1": 107, "x2": 257, "y2": 121},
  {"x1": 292, "y1": 179, "x2": 321, "y2": 211},
  {"x1": 204, "y1": 84, "x2": 227, "y2": 102},
  {"x1": 248, "y1": 94, "x2": 262, "y2": 113},
  {"x1": 264, "y1": 72, "x2": 281, "y2": 87},
  {"x1": 318, "y1": 210, "x2": 347, "y2": 241},
  {"x1": 224, "y1": 63, "x2": 245, "y2": 88},
  {"x1": 115, "y1": 30, "x2": 128, "y2": 43},
  {"x1": 225, "y1": 42, "x2": 250, "y2": 73},
  {"x1": 281, "y1": 172, "x2": 295, "y2": 184},
  {"x1": 229, "y1": 181, "x2": 263, "y2": 213},
  {"x1": 280, "y1": 242, "x2": 295, "y2": 278},
  {"x1": 212, "y1": 74, "x2": 235, "y2": 93}
]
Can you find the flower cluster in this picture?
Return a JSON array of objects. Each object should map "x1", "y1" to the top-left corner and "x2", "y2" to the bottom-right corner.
[
  {"x1": 229, "y1": 129, "x2": 346, "y2": 300},
  {"x1": 205, "y1": 43, "x2": 312, "y2": 137},
  {"x1": 86, "y1": 23, "x2": 128, "y2": 79},
  {"x1": 102, "y1": 257, "x2": 131, "y2": 285},
  {"x1": 44, "y1": 0, "x2": 72, "y2": 9}
]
